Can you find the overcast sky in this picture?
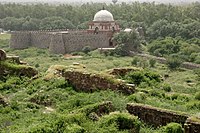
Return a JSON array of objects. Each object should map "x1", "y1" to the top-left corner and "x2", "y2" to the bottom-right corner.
[{"x1": 0, "y1": 0, "x2": 200, "y2": 4}]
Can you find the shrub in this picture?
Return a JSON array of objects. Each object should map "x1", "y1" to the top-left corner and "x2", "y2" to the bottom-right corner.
[
  {"x1": 127, "y1": 92, "x2": 147, "y2": 103},
  {"x1": 125, "y1": 69, "x2": 161, "y2": 86},
  {"x1": 194, "y1": 68, "x2": 200, "y2": 78},
  {"x1": 149, "y1": 59, "x2": 156, "y2": 67},
  {"x1": 166, "y1": 56, "x2": 183, "y2": 70},
  {"x1": 35, "y1": 63, "x2": 40, "y2": 68},
  {"x1": 163, "y1": 123, "x2": 184, "y2": 133},
  {"x1": 99, "y1": 112, "x2": 141, "y2": 132},
  {"x1": 195, "y1": 91, "x2": 200, "y2": 100},
  {"x1": 65, "y1": 124, "x2": 85, "y2": 133},
  {"x1": 82, "y1": 46, "x2": 91, "y2": 54},
  {"x1": 162, "y1": 84, "x2": 172, "y2": 92},
  {"x1": 113, "y1": 44, "x2": 130, "y2": 56},
  {"x1": 131, "y1": 57, "x2": 140, "y2": 66},
  {"x1": 138, "y1": 60, "x2": 149, "y2": 68}
]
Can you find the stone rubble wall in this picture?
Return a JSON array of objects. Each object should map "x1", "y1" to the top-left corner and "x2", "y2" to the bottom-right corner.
[
  {"x1": 185, "y1": 118, "x2": 200, "y2": 133},
  {"x1": 126, "y1": 103, "x2": 200, "y2": 133},
  {"x1": 126, "y1": 103, "x2": 189, "y2": 127},
  {"x1": 62, "y1": 70, "x2": 135, "y2": 95},
  {"x1": 10, "y1": 32, "x2": 31, "y2": 49},
  {"x1": 62, "y1": 33, "x2": 110, "y2": 53}
]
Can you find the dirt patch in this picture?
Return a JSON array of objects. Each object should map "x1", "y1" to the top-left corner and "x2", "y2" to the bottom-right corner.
[{"x1": 63, "y1": 54, "x2": 83, "y2": 59}]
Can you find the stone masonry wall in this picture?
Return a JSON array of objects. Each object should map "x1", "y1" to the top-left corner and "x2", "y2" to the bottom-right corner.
[
  {"x1": 30, "y1": 32, "x2": 52, "y2": 49},
  {"x1": 62, "y1": 70, "x2": 135, "y2": 95},
  {"x1": 10, "y1": 32, "x2": 31, "y2": 49},
  {"x1": 10, "y1": 31, "x2": 111, "y2": 54},
  {"x1": 49, "y1": 34, "x2": 66, "y2": 54},
  {"x1": 126, "y1": 103, "x2": 189, "y2": 127},
  {"x1": 62, "y1": 33, "x2": 110, "y2": 53}
]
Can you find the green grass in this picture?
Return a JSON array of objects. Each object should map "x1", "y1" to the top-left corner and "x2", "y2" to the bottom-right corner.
[{"x1": 0, "y1": 33, "x2": 11, "y2": 40}]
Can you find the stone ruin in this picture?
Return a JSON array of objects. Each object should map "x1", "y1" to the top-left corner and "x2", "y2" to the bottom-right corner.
[
  {"x1": 0, "y1": 49, "x2": 6, "y2": 61},
  {"x1": 126, "y1": 103, "x2": 200, "y2": 133},
  {"x1": 0, "y1": 49, "x2": 38, "y2": 77},
  {"x1": 62, "y1": 69, "x2": 135, "y2": 95}
]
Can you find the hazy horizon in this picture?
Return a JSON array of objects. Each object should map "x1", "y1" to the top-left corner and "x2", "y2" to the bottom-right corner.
[{"x1": 0, "y1": 0, "x2": 200, "y2": 4}]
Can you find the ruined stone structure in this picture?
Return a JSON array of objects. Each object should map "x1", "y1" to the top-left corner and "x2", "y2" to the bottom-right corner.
[
  {"x1": 0, "y1": 49, "x2": 6, "y2": 61},
  {"x1": 127, "y1": 103, "x2": 200, "y2": 133},
  {"x1": 10, "y1": 9, "x2": 120, "y2": 54},
  {"x1": 62, "y1": 69, "x2": 135, "y2": 95},
  {"x1": 0, "y1": 49, "x2": 38, "y2": 77}
]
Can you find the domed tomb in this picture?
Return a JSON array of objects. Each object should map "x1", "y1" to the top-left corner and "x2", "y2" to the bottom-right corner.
[
  {"x1": 88, "y1": 9, "x2": 120, "y2": 34},
  {"x1": 93, "y1": 10, "x2": 114, "y2": 22}
]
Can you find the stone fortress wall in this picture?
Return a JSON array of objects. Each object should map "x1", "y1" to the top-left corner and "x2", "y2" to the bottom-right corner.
[{"x1": 10, "y1": 30, "x2": 111, "y2": 54}]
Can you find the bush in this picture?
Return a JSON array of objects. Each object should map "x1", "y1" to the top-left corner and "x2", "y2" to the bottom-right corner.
[
  {"x1": 65, "y1": 124, "x2": 85, "y2": 133},
  {"x1": 131, "y1": 57, "x2": 140, "y2": 66},
  {"x1": 99, "y1": 112, "x2": 141, "y2": 132},
  {"x1": 149, "y1": 59, "x2": 156, "y2": 67},
  {"x1": 166, "y1": 56, "x2": 183, "y2": 70},
  {"x1": 125, "y1": 69, "x2": 161, "y2": 86},
  {"x1": 162, "y1": 84, "x2": 172, "y2": 92},
  {"x1": 113, "y1": 44, "x2": 130, "y2": 56},
  {"x1": 127, "y1": 92, "x2": 147, "y2": 103},
  {"x1": 82, "y1": 46, "x2": 91, "y2": 54},
  {"x1": 163, "y1": 123, "x2": 184, "y2": 133},
  {"x1": 195, "y1": 91, "x2": 200, "y2": 100}
]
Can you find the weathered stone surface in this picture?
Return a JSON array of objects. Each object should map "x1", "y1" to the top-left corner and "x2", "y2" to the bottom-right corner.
[
  {"x1": 0, "y1": 49, "x2": 6, "y2": 61},
  {"x1": 126, "y1": 103, "x2": 189, "y2": 127},
  {"x1": 63, "y1": 70, "x2": 135, "y2": 94},
  {"x1": 184, "y1": 117, "x2": 200, "y2": 133}
]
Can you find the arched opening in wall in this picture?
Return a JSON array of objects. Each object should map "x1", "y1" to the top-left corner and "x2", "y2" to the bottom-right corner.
[
  {"x1": 94, "y1": 27, "x2": 99, "y2": 34},
  {"x1": 109, "y1": 39, "x2": 113, "y2": 47}
]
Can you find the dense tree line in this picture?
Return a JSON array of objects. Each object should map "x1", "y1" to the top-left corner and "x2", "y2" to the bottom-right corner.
[{"x1": 0, "y1": 2, "x2": 199, "y2": 39}]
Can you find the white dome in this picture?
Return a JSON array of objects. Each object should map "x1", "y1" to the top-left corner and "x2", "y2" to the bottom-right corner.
[
  {"x1": 124, "y1": 28, "x2": 132, "y2": 32},
  {"x1": 93, "y1": 10, "x2": 114, "y2": 22}
]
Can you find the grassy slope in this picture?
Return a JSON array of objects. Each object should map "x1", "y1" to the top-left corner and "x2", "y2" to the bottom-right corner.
[{"x1": 0, "y1": 34, "x2": 199, "y2": 132}]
